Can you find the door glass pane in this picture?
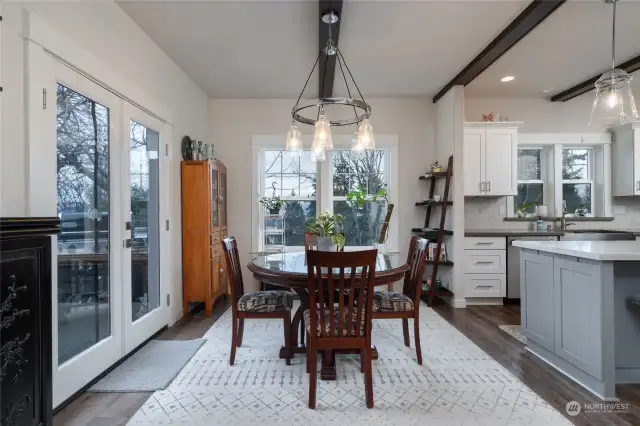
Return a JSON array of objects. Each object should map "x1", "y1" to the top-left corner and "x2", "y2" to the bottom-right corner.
[
  {"x1": 212, "y1": 168, "x2": 219, "y2": 227},
  {"x1": 130, "y1": 120, "x2": 161, "y2": 321},
  {"x1": 221, "y1": 173, "x2": 227, "y2": 227},
  {"x1": 56, "y1": 84, "x2": 110, "y2": 364}
]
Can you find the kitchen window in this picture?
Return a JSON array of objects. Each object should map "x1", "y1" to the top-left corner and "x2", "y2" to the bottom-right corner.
[
  {"x1": 252, "y1": 135, "x2": 398, "y2": 252},
  {"x1": 561, "y1": 148, "x2": 593, "y2": 215},
  {"x1": 509, "y1": 135, "x2": 611, "y2": 218},
  {"x1": 515, "y1": 148, "x2": 545, "y2": 215}
]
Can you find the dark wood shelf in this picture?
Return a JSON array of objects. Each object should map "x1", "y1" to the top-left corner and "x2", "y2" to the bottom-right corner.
[
  {"x1": 419, "y1": 171, "x2": 450, "y2": 180},
  {"x1": 425, "y1": 259, "x2": 454, "y2": 266},
  {"x1": 412, "y1": 228, "x2": 454, "y2": 237},
  {"x1": 415, "y1": 200, "x2": 453, "y2": 207}
]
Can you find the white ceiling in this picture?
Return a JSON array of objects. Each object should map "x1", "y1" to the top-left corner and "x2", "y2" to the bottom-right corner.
[
  {"x1": 118, "y1": 0, "x2": 529, "y2": 98},
  {"x1": 466, "y1": 0, "x2": 640, "y2": 99}
]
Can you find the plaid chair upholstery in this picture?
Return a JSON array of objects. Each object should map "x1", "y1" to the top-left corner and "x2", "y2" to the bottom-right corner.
[
  {"x1": 237, "y1": 290, "x2": 293, "y2": 313},
  {"x1": 372, "y1": 291, "x2": 414, "y2": 312},
  {"x1": 303, "y1": 308, "x2": 367, "y2": 337}
]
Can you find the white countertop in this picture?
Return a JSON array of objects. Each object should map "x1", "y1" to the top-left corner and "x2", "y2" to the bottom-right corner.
[{"x1": 512, "y1": 240, "x2": 640, "y2": 261}]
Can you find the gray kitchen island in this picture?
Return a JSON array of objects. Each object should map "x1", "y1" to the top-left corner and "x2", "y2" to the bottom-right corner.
[{"x1": 513, "y1": 240, "x2": 640, "y2": 401}]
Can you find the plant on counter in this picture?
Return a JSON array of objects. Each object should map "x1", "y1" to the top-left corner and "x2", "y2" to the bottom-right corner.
[
  {"x1": 575, "y1": 203, "x2": 588, "y2": 217},
  {"x1": 305, "y1": 211, "x2": 345, "y2": 249},
  {"x1": 258, "y1": 195, "x2": 284, "y2": 215},
  {"x1": 515, "y1": 201, "x2": 537, "y2": 218}
]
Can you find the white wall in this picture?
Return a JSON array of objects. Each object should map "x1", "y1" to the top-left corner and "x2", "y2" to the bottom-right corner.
[
  {"x1": 465, "y1": 96, "x2": 599, "y2": 133},
  {"x1": 464, "y1": 95, "x2": 640, "y2": 231},
  {"x1": 1, "y1": 1, "x2": 209, "y2": 324},
  {"x1": 209, "y1": 98, "x2": 435, "y2": 292}
]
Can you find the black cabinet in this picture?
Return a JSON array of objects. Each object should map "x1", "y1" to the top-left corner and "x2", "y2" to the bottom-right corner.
[{"x1": 0, "y1": 218, "x2": 59, "y2": 426}]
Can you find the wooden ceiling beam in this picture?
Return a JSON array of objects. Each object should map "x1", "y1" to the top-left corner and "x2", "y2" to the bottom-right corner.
[
  {"x1": 432, "y1": 0, "x2": 566, "y2": 104},
  {"x1": 551, "y1": 55, "x2": 640, "y2": 102},
  {"x1": 318, "y1": 1, "x2": 343, "y2": 98}
]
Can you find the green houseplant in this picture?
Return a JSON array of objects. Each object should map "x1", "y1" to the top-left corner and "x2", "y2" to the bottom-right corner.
[
  {"x1": 515, "y1": 201, "x2": 536, "y2": 218},
  {"x1": 305, "y1": 211, "x2": 345, "y2": 250},
  {"x1": 259, "y1": 195, "x2": 284, "y2": 215}
]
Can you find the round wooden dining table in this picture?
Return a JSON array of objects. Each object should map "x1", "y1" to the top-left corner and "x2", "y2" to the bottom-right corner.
[{"x1": 248, "y1": 251, "x2": 409, "y2": 380}]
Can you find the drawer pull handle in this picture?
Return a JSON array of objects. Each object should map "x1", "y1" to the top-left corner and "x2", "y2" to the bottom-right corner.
[
  {"x1": 474, "y1": 261, "x2": 494, "y2": 264},
  {"x1": 475, "y1": 242, "x2": 493, "y2": 245},
  {"x1": 475, "y1": 285, "x2": 494, "y2": 289}
]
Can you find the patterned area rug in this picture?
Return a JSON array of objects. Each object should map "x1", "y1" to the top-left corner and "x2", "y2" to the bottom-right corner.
[
  {"x1": 126, "y1": 304, "x2": 569, "y2": 425},
  {"x1": 498, "y1": 325, "x2": 527, "y2": 344}
]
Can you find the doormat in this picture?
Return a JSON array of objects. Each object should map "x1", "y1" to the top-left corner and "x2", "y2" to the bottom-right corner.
[
  {"x1": 498, "y1": 324, "x2": 527, "y2": 344},
  {"x1": 89, "y1": 339, "x2": 206, "y2": 392}
]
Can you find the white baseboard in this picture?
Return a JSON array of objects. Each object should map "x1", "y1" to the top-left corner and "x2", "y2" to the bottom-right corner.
[{"x1": 465, "y1": 297, "x2": 504, "y2": 306}]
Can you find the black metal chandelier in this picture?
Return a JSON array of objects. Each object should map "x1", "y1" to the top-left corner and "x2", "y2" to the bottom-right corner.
[{"x1": 286, "y1": 9, "x2": 374, "y2": 160}]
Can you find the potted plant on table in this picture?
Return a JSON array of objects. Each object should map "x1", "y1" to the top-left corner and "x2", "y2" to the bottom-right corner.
[{"x1": 305, "y1": 212, "x2": 345, "y2": 251}]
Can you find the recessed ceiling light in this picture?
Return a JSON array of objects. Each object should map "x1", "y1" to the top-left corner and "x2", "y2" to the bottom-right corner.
[
  {"x1": 501, "y1": 76, "x2": 515, "y2": 82},
  {"x1": 542, "y1": 89, "x2": 551, "y2": 93}
]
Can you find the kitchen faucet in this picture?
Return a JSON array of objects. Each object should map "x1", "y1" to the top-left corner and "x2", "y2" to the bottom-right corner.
[{"x1": 560, "y1": 201, "x2": 575, "y2": 231}]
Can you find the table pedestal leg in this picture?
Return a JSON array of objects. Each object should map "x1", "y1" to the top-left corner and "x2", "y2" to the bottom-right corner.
[
  {"x1": 279, "y1": 289, "x2": 308, "y2": 359},
  {"x1": 318, "y1": 346, "x2": 379, "y2": 380}
]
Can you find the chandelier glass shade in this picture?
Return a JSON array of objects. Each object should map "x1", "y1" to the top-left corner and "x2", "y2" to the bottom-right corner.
[
  {"x1": 285, "y1": 122, "x2": 302, "y2": 156},
  {"x1": 285, "y1": 10, "x2": 374, "y2": 160},
  {"x1": 590, "y1": 0, "x2": 639, "y2": 128}
]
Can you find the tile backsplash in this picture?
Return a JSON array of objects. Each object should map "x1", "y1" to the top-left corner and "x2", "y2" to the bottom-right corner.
[{"x1": 465, "y1": 197, "x2": 640, "y2": 230}]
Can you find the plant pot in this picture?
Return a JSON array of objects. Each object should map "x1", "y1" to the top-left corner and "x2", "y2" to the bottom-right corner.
[
  {"x1": 575, "y1": 208, "x2": 588, "y2": 217},
  {"x1": 317, "y1": 236, "x2": 336, "y2": 251},
  {"x1": 268, "y1": 208, "x2": 281, "y2": 215}
]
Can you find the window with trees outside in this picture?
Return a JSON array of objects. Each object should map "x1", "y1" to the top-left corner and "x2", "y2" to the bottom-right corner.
[
  {"x1": 562, "y1": 148, "x2": 593, "y2": 215},
  {"x1": 512, "y1": 144, "x2": 600, "y2": 217},
  {"x1": 515, "y1": 149, "x2": 544, "y2": 215},
  {"x1": 258, "y1": 148, "x2": 391, "y2": 251}
]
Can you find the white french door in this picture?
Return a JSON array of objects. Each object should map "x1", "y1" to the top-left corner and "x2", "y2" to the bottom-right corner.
[
  {"x1": 122, "y1": 104, "x2": 170, "y2": 353},
  {"x1": 50, "y1": 60, "x2": 170, "y2": 406}
]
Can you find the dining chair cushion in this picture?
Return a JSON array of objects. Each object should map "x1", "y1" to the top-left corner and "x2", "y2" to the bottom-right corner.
[
  {"x1": 372, "y1": 291, "x2": 414, "y2": 312},
  {"x1": 303, "y1": 308, "x2": 366, "y2": 337},
  {"x1": 237, "y1": 290, "x2": 293, "y2": 313}
]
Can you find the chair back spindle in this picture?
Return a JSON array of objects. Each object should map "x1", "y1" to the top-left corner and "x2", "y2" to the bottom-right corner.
[
  {"x1": 222, "y1": 237, "x2": 245, "y2": 301},
  {"x1": 306, "y1": 250, "x2": 377, "y2": 338},
  {"x1": 402, "y1": 237, "x2": 429, "y2": 306}
]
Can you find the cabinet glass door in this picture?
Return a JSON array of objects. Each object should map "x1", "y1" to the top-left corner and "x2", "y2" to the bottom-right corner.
[
  {"x1": 211, "y1": 166, "x2": 219, "y2": 228},
  {"x1": 220, "y1": 172, "x2": 227, "y2": 227}
]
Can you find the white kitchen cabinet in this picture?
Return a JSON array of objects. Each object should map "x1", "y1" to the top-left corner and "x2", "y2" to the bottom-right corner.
[
  {"x1": 463, "y1": 123, "x2": 520, "y2": 197},
  {"x1": 463, "y1": 236, "x2": 507, "y2": 299},
  {"x1": 611, "y1": 122, "x2": 640, "y2": 196}
]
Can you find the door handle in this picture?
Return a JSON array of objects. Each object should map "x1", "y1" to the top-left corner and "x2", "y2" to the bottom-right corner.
[
  {"x1": 487, "y1": 181, "x2": 491, "y2": 192},
  {"x1": 123, "y1": 239, "x2": 132, "y2": 248},
  {"x1": 125, "y1": 221, "x2": 132, "y2": 231}
]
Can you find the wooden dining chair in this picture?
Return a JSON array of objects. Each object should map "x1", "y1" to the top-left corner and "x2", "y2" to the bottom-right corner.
[
  {"x1": 222, "y1": 236, "x2": 293, "y2": 366},
  {"x1": 304, "y1": 249, "x2": 378, "y2": 409},
  {"x1": 372, "y1": 236, "x2": 428, "y2": 364}
]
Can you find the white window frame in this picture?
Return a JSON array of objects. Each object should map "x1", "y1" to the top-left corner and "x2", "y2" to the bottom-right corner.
[
  {"x1": 251, "y1": 134, "x2": 399, "y2": 253},
  {"x1": 557, "y1": 146, "x2": 595, "y2": 217},
  {"x1": 512, "y1": 147, "x2": 547, "y2": 216},
  {"x1": 508, "y1": 133, "x2": 612, "y2": 218}
]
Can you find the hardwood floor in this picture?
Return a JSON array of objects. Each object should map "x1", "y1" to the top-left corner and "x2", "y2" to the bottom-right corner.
[
  {"x1": 53, "y1": 299, "x2": 230, "y2": 426},
  {"x1": 431, "y1": 302, "x2": 640, "y2": 426}
]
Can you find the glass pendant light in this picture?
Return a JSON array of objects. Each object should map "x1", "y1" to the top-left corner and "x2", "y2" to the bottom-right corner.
[
  {"x1": 350, "y1": 126, "x2": 366, "y2": 153},
  {"x1": 358, "y1": 118, "x2": 375, "y2": 150},
  {"x1": 284, "y1": 122, "x2": 303, "y2": 156},
  {"x1": 311, "y1": 109, "x2": 332, "y2": 161},
  {"x1": 590, "y1": 0, "x2": 639, "y2": 127}
]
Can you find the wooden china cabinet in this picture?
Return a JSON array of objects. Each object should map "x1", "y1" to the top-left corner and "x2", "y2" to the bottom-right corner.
[{"x1": 181, "y1": 159, "x2": 228, "y2": 317}]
